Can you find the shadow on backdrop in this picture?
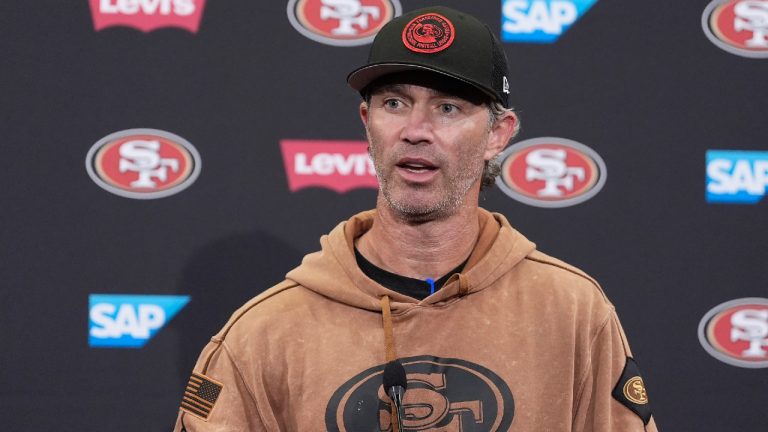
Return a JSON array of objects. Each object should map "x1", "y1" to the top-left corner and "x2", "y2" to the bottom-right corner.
[{"x1": 171, "y1": 231, "x2": 303, "y2": 397}]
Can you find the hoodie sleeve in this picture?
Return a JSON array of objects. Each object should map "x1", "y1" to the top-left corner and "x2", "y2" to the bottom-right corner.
[
  {"x1": 172, "y1": 339, "x2": 267, "y2": 432},
  {"x1": 572, "y1": 312, "x2": 658, "y2": 432}
]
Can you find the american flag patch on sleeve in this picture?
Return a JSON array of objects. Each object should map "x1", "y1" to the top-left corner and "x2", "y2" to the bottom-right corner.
[{"x1": 180, "y1": 372, "x2": 224, "y2": 420}]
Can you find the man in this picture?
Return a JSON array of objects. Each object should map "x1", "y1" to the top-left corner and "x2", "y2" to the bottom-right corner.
[{"x1": 174, "y1": 6, "x2": 657, "y2": 431}]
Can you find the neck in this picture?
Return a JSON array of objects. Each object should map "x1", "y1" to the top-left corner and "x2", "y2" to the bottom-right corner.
[{"x1": 356, "y1": 195, "x2": 481, "y2": 280}]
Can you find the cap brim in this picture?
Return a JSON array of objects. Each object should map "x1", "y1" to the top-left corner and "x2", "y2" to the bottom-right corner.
[{"x1": 347, "y1": 63, "x2": 498, "y2": 103}]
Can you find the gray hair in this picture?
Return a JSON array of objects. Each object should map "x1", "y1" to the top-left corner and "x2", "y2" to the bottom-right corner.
[{"x1": 481, "y1": 101, "x2": 519, "y2": 189}]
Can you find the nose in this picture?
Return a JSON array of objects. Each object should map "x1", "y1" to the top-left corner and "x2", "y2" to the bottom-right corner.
[{"x1": 399, "y1": 104, "x2": 434, "y2": 145}]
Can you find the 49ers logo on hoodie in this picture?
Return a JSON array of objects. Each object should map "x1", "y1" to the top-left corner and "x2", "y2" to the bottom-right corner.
[
  {"x1": 89, "y1": 0, "x2": 206, "y2": 33},
  {"x1": 325, "y1": 355, "x2": 514, "y2": 431}
]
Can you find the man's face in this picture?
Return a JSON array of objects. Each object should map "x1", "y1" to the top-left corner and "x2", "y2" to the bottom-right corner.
[{"x1": 360, "y1": 76, "x2": 506, "y2": 222}]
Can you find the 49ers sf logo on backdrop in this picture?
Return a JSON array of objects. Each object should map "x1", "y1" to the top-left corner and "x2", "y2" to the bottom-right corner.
[
  {"x1": 496, "y1": 137, "x2": 607, "y2": 208},
  {"x1": 702, "y1": 0, "x2": 768, "y2": 58},
  {"x1": 698, "y1": 298, "x2": 768, "y2": 368},
  {"x1": 325, "y1": 356, "x2": 514, "y2": 431},
  {"x1": 287, "y1": 0, "x2": 402, "y2": 46},
  {"x1": 89, "y1": 0, "x2": 207, "y2": 33},
  {"x1": 86, "y1": 129, "x2": 201, "y2": 199}
]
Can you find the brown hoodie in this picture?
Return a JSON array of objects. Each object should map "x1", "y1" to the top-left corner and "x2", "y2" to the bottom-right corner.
[{"x1": 173, "y1": 209, "x2": 658, "y2": 431}]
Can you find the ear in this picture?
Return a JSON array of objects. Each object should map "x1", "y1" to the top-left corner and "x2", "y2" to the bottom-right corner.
[
  {"x1": 359, "y1": 101, "x2": 370, "y2": 128},
  {"x1": 484, "y1": 111, "x2": 518, "y2": 161}
]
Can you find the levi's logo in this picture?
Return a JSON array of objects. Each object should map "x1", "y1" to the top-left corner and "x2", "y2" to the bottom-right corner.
[
  {"x1": 89, "y1": 0, "x2": 206, "y2": 33},
  {"x1": 280, "y1": 140, "x2": 378, "y2": 193}
]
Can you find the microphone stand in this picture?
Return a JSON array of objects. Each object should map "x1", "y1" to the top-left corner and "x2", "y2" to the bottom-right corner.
[
  {"x1": 383, "y1": 360, "x2": 408, "y2": 432},
  {"x1": 388, "y1": 386, "x2": 405, "y2": 431}
]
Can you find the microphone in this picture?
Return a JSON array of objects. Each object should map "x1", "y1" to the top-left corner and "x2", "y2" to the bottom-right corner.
[{"x1": 383, "y1": 360, "x2": 407, "y2": 431}]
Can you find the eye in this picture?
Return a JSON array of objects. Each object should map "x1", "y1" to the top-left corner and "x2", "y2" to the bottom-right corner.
[
  {"x1": 383, "y1": 99, "x2": 402, "y2": 109},
  {"x1": 439, "y1": 103, "x2": 458, "y2": 114}
]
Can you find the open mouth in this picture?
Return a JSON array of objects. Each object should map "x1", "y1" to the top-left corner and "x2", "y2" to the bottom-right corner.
[{"x1": 396, "y1": 159, "x2": 438, "y2": 174}]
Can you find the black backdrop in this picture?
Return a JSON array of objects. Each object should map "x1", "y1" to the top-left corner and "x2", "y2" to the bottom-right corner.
[{"x1": 2, "y1": 1, "x2": 767, "y2": 430}]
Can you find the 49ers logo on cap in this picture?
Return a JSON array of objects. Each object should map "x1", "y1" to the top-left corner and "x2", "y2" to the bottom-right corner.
[
  {"x1": 702, "y1": 0, "x2": 768, "y2": 58},
  {"x1": 325, "y1": 355, "x2": 514, "y2": 431},
  {"x1": 698, "y1": 298, "x2": 768, "y2": 368},
  {"x1": 86, "y1": 129, "x2": 201, "y2": 199},
  {"x1": 402, "y1": 13, "x2": 456, "y2": 53},
  {"x1": 496, "y1": 137, "x2": 606, "y2": 208},
  {"x1": 287, "y1": 0, "x2": 401, "y2": 47}
]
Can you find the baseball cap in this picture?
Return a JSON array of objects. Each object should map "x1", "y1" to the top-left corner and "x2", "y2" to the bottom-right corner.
[{"x1": 347, "y1": 6, "x2": 511, "y2": 107}]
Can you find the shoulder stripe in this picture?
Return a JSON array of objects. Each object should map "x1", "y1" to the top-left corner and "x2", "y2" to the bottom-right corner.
[
  {"x1": 219, "y1": 280, "x2": 299, "y2": 341},
  {"x1": 524, "y1": 253, "x2": 609, "y2": 303},
  {"x1": 201, "y1": 280, "x2": 299, "y2": 374}
]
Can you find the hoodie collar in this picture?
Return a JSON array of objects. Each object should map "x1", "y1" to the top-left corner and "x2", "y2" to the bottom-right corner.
[{"x1": 285, "y1": 209, "x2": 536, "y2": 313}]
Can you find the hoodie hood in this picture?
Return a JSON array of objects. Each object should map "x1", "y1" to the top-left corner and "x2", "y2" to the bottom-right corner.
[{"x1": 286, "y1": 209, "x2": 536, "y2": 313}]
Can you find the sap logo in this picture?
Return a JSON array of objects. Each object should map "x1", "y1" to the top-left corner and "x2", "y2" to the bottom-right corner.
[
  {"x1": 501, "y1": 0, "x2": 599, "y2": 43},
  {"x1": 280, "y1": 140, "x2": 378, "y2": 193},
  {"x1": 89, "y1": 294, "x2": 190, "y2": 348},
  {"x1": 706, "y1": 150, "x2": 768, "y2": 204},
  {"x1": 89, "y1": 0, "x2": 206, "y2": 33}
]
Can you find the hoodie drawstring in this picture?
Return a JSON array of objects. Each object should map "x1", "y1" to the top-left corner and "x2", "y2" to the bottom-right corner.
[
  {"x1": 458, "y1": 273, "x2": 470, "y2": 296},
  {"x1": 380, "y1": 295, "x2": 397, "y2": 362},
  {"x1": 380, "y1": 295, "x2": 401, "y2": 432}
]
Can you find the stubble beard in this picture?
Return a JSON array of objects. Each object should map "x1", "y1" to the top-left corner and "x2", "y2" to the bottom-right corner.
[{"x1": 367, "y1": 128, "x2": 487, "y2": 223}]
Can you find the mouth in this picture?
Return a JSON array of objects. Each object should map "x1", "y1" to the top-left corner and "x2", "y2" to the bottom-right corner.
[{"x1": 396, "y1": 158, "x2": 438, "y2": 174}]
